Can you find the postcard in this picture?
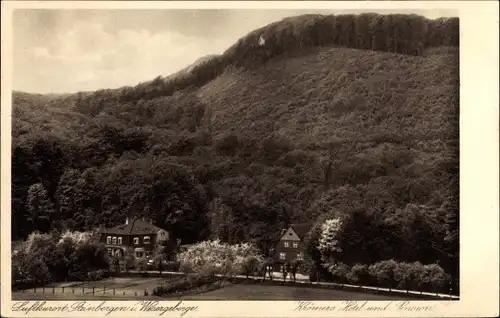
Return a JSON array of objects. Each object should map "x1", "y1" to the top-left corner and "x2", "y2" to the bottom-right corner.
[{"x1": 1, "y1": 1, "x2": 498, "y2": 317}]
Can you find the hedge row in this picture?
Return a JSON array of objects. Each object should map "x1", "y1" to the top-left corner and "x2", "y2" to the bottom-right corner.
[
  {"x1": 152, "y1": 274, "x2": 219, "y2": 296},
  {"x1": 311, "y1": 260, "x2": 454, "y2": 294}
]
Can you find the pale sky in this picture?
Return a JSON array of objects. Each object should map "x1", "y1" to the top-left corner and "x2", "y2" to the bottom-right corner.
[{"x1": 13, "y1": 9, "x2": 458, "y2": 94}]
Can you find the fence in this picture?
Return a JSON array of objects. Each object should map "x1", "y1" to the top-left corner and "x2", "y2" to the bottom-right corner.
[{"x1": 19, "y1": 285, "x2": 153, "y2": 297}]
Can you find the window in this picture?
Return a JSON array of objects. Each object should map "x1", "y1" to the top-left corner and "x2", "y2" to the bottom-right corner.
[
  {"x1": 117, "y1": 237, "x2": 122, "y2": 245},
  {"x1": 284, "y1": 242, "x2": 289, "y2": 248},
  {"x1": 112, "y1": 237, "x2": 117, "y2": 244},
  {"x1": 146, "y1": 250, "x2": 152, "y2": 258},
  {"x1": 107, "y1": 248, "x2": 112, "y2": 256},
  {"x1": 133, "y1": 237, "x2": 139, "y2": 245},
  {"x1": 136, "y1": 251, "x2": 144, "y2": 258},
  {"x1": 144, "y1": 236, "x2": 151, "y2": 244},
  {"x1": 106, "y1": 236, "x2": 111, "y2": 244},
  {"x1": 293, "y1": 242, "x2": 298, "y2": 248},
  {"x1": 297, "y1": 252, "x2": 303, "y2": 260},
  {"x1": 280, "y1": 252, "x2": 286, "y2": 260}
]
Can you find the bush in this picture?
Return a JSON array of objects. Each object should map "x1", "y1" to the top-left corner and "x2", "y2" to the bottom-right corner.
[
  {"x1": 394, "y1": 261, "x2": 423, "y2": 291},
  {"x1": 178, "y1": 240, "x2": 264, "y2": 278},
  {"x1": 27, "y1": 257, "x2": 52, "y2": 285},
  {"x1": 326, "y1": 262, "x2": 350, "y2": 284},
  {"x1": 308, "y1": 267, "x2": 319, "y2": 282},
  {"x1": 88, "y1": 270, "x2": 105, "y2": 281},
  {"x1": 346, "y1": 264, "x2": 370, "y2": 285},
  {"x1": 163, "y1": 260, "x2": 181, "y2": 272},
  {"x1": 368, "y1": 259, "x2": 398, "y2": 289},
  {"x1": 420, "y1": 263, "x2": 449, "y2": 293},
  {"x1": 152, "y1": 274, "x2": 217, "y2": 296}
]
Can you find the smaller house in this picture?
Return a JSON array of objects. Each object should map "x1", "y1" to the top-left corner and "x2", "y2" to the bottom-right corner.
[
  {"x1": 273, "y1": 223, "x2": 310, "y2": 271},
  {"x1": 99, "y1": 217, "x2": 169, "y2": 263}
]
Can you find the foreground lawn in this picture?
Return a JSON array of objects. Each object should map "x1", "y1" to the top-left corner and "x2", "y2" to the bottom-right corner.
[
  {"x1": 178, "y1": 283, "x2": 417, "y2": 300},
  {"x1": 13, "y1": 278, "x2": 421, "y2": 301},
  {"x1": 12, "y1": 277, "x2": 170, "y2": 300}
]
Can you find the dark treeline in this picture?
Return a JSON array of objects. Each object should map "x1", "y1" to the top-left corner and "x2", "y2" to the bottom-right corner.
[
  {"x1": 70, "y1": 13, "x2": 458, "y2": 112},
  {"x1": 12, "y1": 13, "x2": 459, "y2": 288}
]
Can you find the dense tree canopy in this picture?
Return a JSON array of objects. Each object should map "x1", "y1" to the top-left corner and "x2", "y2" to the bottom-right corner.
[{"x1": 11, "y1": 13, "x2": 459, "y2": 287}]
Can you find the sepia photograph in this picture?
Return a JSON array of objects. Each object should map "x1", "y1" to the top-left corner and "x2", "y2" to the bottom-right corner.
[{"x1": 1, "y1": 1, "x2": 498, "y2": 317}]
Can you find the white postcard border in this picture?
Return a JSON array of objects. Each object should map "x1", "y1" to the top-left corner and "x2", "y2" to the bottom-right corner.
[{"x1": 1, "y1": 1, "x2": 499, "y2": 317}]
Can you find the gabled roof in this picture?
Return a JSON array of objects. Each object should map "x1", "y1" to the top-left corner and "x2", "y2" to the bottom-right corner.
[
  {"x1": 100, "y1": 219, "x2": 166, "y2": 236},
  {"x1": 288, "y1": 223, "x2": 311, "y2": 240}
]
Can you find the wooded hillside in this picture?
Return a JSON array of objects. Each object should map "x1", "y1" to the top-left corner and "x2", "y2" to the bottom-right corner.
[{"x1": 11, "y1": 13, "x2": 459, "y2": 283}]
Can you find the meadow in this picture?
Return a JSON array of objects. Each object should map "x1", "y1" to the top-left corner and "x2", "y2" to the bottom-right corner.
[{"x1": 13, "y1": 277, "x2": 419, "y2": 301}]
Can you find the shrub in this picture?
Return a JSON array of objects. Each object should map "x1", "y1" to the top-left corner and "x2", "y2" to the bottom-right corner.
[
  {"x1": 346, "y1": 264, "x2": 370, "y2": 285},
  {"x1": 368, "y1": 259, "x2": 398, "y2": 289},
  {"x1": 420, "y1": 263, "x2": 449, "y2": 293},
  {"x1": 326, "y1": 262, "x2": 350, "y2": 284},
  {"x1": 152, "y1": 274, "x2": 217, "y2": 296},
  {"x1": 394, "y1": 261, "x2": 423, "y2": 291},
  {"x1": 178, "y1": 240, "x2": 264, "y2": 278},
  {"x1": 26, "y1": 257, "x2": 52, "y2": 285},
  {"x1": 232, "y1": 242, "x2": 265, "y2": 276},
  {"x1": 163, "y1": 260, "x2": 181, "y2": 272},
  {"x1": 308, "y1": 266, "x2": 319, "y2": 282}
]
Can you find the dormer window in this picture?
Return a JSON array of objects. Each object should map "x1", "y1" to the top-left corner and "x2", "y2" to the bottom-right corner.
[
  {"x1": 112, "y1": 237, "x2": 117, "y2": 245},
  {"x1": 106, "y1": 236, "x2": 111, "y2": 244},
  {"x1": 117, "y1": 237, "x2": 122, "y2": 245},
  {"x1": 133, "y1": 237, "x2": 139, "y2": 245},
  {"x1": 144, "y1": 236, "x2": 151, "y2": 244}
]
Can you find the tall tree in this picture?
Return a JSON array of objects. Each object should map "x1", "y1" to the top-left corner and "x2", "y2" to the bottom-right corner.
[{"x1": 26, "y1": 183, "x2": 55, "y2": 233}]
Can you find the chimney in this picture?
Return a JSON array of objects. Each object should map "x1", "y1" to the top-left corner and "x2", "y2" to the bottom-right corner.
[{"x1": 125, "y1": 217, "x2": 129, "y2": 225}]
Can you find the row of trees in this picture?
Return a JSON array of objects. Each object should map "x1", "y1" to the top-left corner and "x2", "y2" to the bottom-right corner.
[
  {"x1": 228, "y1": 14, "x2": 458, "y2": 68},
  {"x1": 318, "y1": 260, "x2": 450, "y2": 294}
]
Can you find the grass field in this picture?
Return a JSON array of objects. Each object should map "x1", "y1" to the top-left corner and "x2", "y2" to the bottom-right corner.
[
  {"x1": 12, "y1": 277, "x2": 168, "y2": 300},
  {"x1": 12, "y1": 277, "x2": 419, "y2": 301},
  {"x1": 178, "y1": 283, "x2": 417, "y2": 300}
]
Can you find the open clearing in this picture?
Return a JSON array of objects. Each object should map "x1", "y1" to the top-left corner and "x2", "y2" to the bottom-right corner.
[{"x1": 13, "y1": 277, "x2": 417, "y2": 301}]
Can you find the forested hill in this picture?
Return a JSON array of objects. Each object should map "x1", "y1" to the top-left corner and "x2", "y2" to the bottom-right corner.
[{"x1": 12, "y1": 13, "x2": 459, "y2": 279}]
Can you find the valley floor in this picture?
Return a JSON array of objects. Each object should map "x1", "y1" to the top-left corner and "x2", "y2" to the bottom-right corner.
[{"x1": 11, "y1": 275, "x2": 455, "y2": 301}]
